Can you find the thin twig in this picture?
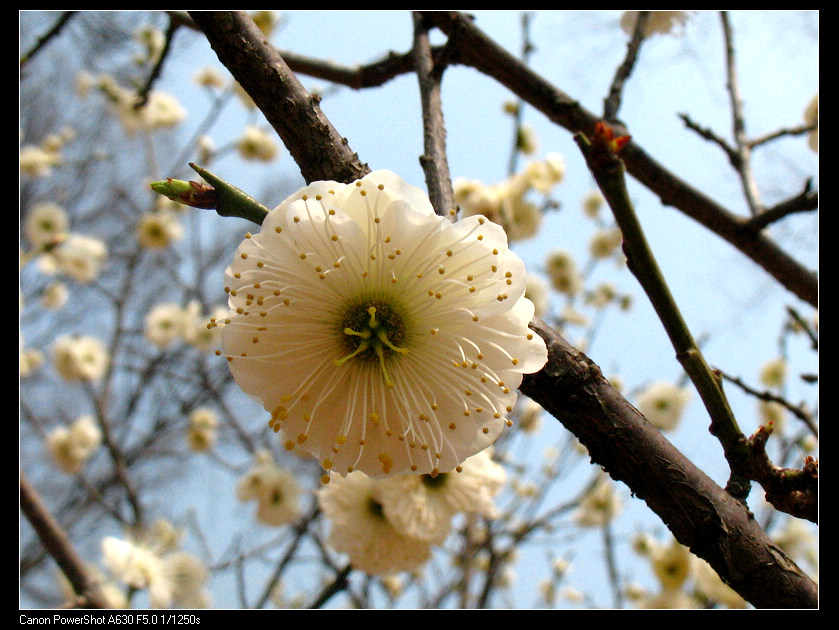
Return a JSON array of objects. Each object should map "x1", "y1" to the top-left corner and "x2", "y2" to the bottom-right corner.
[
  {"x1": 506, "y1": 12, "x2": 536, "y2": 176},
  {"x1": 741, "y1": 180, "x2": 818, "y2": 233},
  {"x1": 720, "y1": 11, "x2": 763, "y2": 215},
  {"x1": 749, "y1": 122, "x2": 818, "y2": 149},
  {"x1": 718, "y1": 370, "x2": 817, "y2": 437},
  {"x1": 679, "y1": 112, "x2": 739, "y2": 164},
  {"x1": 308, "y1": 564, "x2": 353, "y2": 609},
  {"x1": 254, "y1": 504, "x2": 321, "y2": 609},
  {"x1": 411, "y1": 12, "x2": 456, "y2": 219},
  {"x1": 603, "y1": 11, "x2": 649, "y2": 123},
  {"x1": 135, "y1": 17, "x2": 182, "y2": 108},
  {"x1": 602, "y1": 521, "x2": 624, "y2": 608},
  {"x1": 20, "y1": 11, "x2": 77, "y2": 68}
]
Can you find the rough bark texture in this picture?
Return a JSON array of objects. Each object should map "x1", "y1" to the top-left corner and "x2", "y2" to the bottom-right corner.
[{"x1": 520, "y1": 321, "x2": 818, "y2": 608}]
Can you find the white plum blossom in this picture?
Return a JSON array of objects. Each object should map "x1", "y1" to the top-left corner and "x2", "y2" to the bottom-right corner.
[
  {"x1": 650, "y1": 539, "x2": 692, "y2": 591},
  {"x1": 136, "y1": 211, "x2": 184, "y2": 249},
  {"x1": 41, "y1": 281, "x2": 69, "y2": 310},
  {"x1": 236, "y1": 451, "x2": 302, "y2": 526},
  {"x1": 522, "y1": 153, "x2": 565, "y2": 194},
  {"x1": 588, "y1": 227, "x2": 623, "y2": 260},
  {"x1": 581, "y1": 190, "x2": 604, "y2": 219},
  {"x1": 193, "y1": 66, "x2": 226, "y2": 89},
  {"x1": 101, "y1": 523, "x2": 209, "y2": 609},
  {"x1": 635, "y1": 381, "x2": 691, "y2": 432},
  {"x1": 376, "y1": 447, "x2": 507, "y2": 544},
  {"x1": 20, "y1": 345, "x2": 45, "y2": 378},
  {"x1": 50, "y1": 233, "x2": 108, "y2": 283},
  {"x1": 317, "y1": 471, "x2": 433, "y2": 575},
  {"x1": 118, "y1": 91, "x2": 187, "y2": 135},
  {"x1": 620, "y1": 11, "x2": 693, "y2": 37},
  {"x1": 759, "y1": 357, "x2": 788, "y2": 390},
  {"x1": 186, "y1": 407, "x2": 219, "y2": 452},
  {"x1": 545, "y1": 249, "x2": 583, "y2": 295},
  {"x1": 23, "y1": 202, "x2": 69, "y2": 248},
  {"x1": 524, "y1": 274, "x2": 549, "y2": 320},
  {"x1": 236, "y1": 125, "x2": 279, "y2": 162},
  {"x1": 144, "y1": 303, "x2": 191, "y2": 349},
  {"x1": 52, "y1": 335, "x2": 109, "y2": 382},
  {"x1": 804, "y1": 94, "x2": 818, "y2": 152},
  {"x1": 573, "y1": 474, "x2": 622, "y2": 528},
  {"x1": 184, "y1": 305, "x2": 231, "y2": 353},
  {"x1": 221, "y1": 170, "x2": 547, "y2": 479},
  {"x1": 46, "y1": 415, "x2": 102, "y2": 474},
  {"x1": 20, "y1": 144, "x2": 62, "y2": 178}
]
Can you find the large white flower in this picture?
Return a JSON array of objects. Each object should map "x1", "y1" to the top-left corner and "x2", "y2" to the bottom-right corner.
[{"x1": 222, "y1": 170, "x2": 547, "y2": 479}]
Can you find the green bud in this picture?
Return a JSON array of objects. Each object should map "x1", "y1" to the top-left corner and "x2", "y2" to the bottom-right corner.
[{"x1": 149, "y1": 178, "x2": 217, "y2": 209}]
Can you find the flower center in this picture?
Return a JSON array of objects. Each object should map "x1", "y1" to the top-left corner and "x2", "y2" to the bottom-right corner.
[
  {"x1": 421, "y1": 473, "x2": 448, "y2": 489},
  {"x1": 335, "y1": 301, "x2": 409, "y2": 388}
]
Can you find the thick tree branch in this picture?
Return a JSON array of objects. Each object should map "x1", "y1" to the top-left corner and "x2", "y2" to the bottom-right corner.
[
  {"x1": 519, "y1": 321, "x2": 817, "y2": 608},
  {"x1": 188, "y1": 11, "x2": 370, "y2": 186}
]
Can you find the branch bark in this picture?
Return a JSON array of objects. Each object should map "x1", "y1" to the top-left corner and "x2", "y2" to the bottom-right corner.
[
  {"x1": 519, "y1": 321, "x2": 818, "y2": 608},
  {"x1": 188, "y1": 11, "x2": 370, "y2": 186}
]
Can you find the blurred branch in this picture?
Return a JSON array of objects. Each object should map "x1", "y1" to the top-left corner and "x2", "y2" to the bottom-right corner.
[
  {"x1": 20, "y1": 11, "x2": 77, "y2": 68},
  {"x1": 20, "y1": 471, "x2": 113, "y2": 609},
  {"x1": 506, "y1": 12, "x2": 536, "y2": 176},
  {"x1": 749, "y1": 123, "x2": 818, "y2": 149},
  {"x1": 786, "y1": 305, "x2": 818, "y2": 351},
  {"x1": 741, "y1": 180, "x2": 818, "y2": 233},
  {"x1": 309, "y1": 564, "x2": 352, "y2": 609},
  {"x1": 254, "y1": 504, "x2": 321, "y2": 609},
  {"x1": 135, "y1": 16, "x2": 183, "y2": 108},
  {"x1": 422, "y1": 11, "x2": 818, "y2": 308}
]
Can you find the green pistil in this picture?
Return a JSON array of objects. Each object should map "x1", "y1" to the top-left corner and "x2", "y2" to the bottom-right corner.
[{"x1": 335, "y1": 305, "x2": 408, "y2": 388}]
